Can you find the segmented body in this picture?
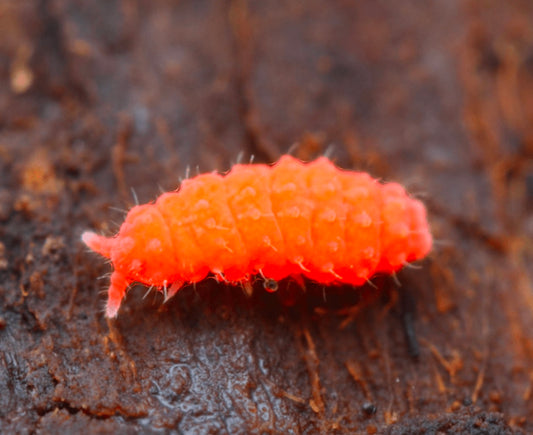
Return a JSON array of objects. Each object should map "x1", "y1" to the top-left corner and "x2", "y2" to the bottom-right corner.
[{"x1": 82, "y1": 155, "x2": 432, "y2": 317}]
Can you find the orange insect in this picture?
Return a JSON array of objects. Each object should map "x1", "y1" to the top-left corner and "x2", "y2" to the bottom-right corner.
[{"x1": 83, "y1": 155, "x2": 432, "y2": 317}]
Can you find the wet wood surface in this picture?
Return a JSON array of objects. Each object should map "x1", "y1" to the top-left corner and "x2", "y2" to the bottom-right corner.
[{"x1": 1, "y1": 1, "x2": 532, "y2": 433}]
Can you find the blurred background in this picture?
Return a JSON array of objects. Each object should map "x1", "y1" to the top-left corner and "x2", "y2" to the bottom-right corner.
[{"x1": 0, "y1": 1, "x2": 532, "y2": 433}]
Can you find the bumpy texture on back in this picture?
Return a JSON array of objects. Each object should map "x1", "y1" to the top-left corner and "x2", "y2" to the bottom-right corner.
[{"x1": 82, "y1": 155, "x2": 432, "y2": 317}]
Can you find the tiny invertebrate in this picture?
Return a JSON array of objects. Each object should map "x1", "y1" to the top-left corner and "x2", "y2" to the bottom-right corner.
[
  {"x1": 362, "y1": 402, "x2": 377, "y2": 416},
  {"x1": 82, "y1": 155, "x2": 432, "y2": 317}
]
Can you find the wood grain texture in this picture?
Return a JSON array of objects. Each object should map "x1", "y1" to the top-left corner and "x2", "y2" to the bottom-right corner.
[{"x1": 0, "y1": 0, "x2": 531, "y2": 433}]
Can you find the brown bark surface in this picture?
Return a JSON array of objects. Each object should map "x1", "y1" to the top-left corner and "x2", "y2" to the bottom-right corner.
[{"x1": 1, "y1": 1, "x2": 532, "y2": 433}]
